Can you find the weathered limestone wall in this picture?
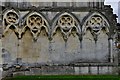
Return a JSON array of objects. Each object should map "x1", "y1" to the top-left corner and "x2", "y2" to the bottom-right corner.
[
  {"x1": 1, "y1": 1, "x2": 105, "y2": 9},
  {"x1": 1, "y1": 11, "x2": 112, "y2": 64},
  {"x1": 0, "y1": 1, "x2": 119, "y2": 77}
]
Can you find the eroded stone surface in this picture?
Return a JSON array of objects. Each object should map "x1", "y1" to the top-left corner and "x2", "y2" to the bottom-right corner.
[{"x1": 0, "y1": 1, "x2": 119, "y2": 78}]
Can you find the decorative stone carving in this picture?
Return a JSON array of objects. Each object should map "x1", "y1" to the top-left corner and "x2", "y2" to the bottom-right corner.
[
  {"x1": 1, "y1": 2, "x2": 118, "y2": 77},
  {"x1": 84, "y1": 14, "x2": 109, "y2": 42},
  {"x1": 3, "y1": 9, "x2": 19, "y2": 36},
  {"x1": 14, "y1": 26, "x2": 27, "y2": 39},
  {"x1": 88, "y1": 15, "x2": 103, "y2": 34},
  {"x1": 53, "y1": 13, "x2": 79, "y2": 41},
  {"x1": 6, "y1": 12, "x2": 18, "y2": 24},
  {"x1": 26, "y1": 12, "x2": 49, "y2": 41}
]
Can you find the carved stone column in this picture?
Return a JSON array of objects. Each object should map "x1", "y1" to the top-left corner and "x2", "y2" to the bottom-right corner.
[
  {"x1": 0, "y1": 39, "x2": 2, "y2": 80},
  {"x1": 109, "y1": 38, "x2": 113, "y2": 62}
]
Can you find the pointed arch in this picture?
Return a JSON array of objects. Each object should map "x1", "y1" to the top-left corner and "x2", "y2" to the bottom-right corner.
[
  {"x1": 23, "y1": 11, "x2": 50, "y2": 40},
  {"x1": 2, "y1": 9, "x2": 20, "y2": 35},
  {"x1": 82, "y1": 11, "x2": 110, "y2": 35},
  {"x1": 25, "y1": 11, "x2": 50, "y2": 33},
  {"x1": 51, "y1": 12, "x2": 81, "y2": 40}
]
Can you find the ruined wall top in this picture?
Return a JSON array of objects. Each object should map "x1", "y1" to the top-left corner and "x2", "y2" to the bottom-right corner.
[
  {"x1": 1, "y1": 0, "x2": 105, "y2": 9},
  {"x1": 1, "y1": 0, "x2": 105, "y2": 2}
]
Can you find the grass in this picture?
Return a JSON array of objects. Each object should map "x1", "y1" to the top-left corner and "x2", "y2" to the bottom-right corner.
[{"x1": 2, "y1": 75, "x2": 120, "y2": 80}]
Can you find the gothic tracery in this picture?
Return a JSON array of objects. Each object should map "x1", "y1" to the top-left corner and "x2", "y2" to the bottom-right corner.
[
  {"x1": 52, "y1": 13, "x2": 80, "y2": 41},
  {"x1": 26, "y1": 12, "x2": 49, "y2": 41},
  {"x1": 3, "y1": 9, "x2": 19, "y2": 36},
  {"x1": 83, "y1": 14, "x2": 110, "y2": 42},
  {"x1": 1, "y1": 2, "x2": 118, "y2": 77},
  {"x1": 2, "y1": 10, "x2": 110, "y2": 42}
]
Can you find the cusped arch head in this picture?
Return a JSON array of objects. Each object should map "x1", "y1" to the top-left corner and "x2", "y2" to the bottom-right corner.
[
  {"x1": 82, "y1": 12, "x2": 110, "y2": 35},
  {"x1": 26, "y1": 11, "x2": 50, "y2": 33},
  {"x1": 52, "y1": 12, "x2": 81, "y2": 36},
  {"x1": 2, "y1": 9, "x2": 20, "y2": 28},
  {"x1": 24, "y1": 11, "x2": 50, "y2": 41}
]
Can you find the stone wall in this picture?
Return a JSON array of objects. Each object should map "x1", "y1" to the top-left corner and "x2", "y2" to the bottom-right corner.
[{"x1": 0, "y1": 1, "x2": 119, "y2": 77}]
